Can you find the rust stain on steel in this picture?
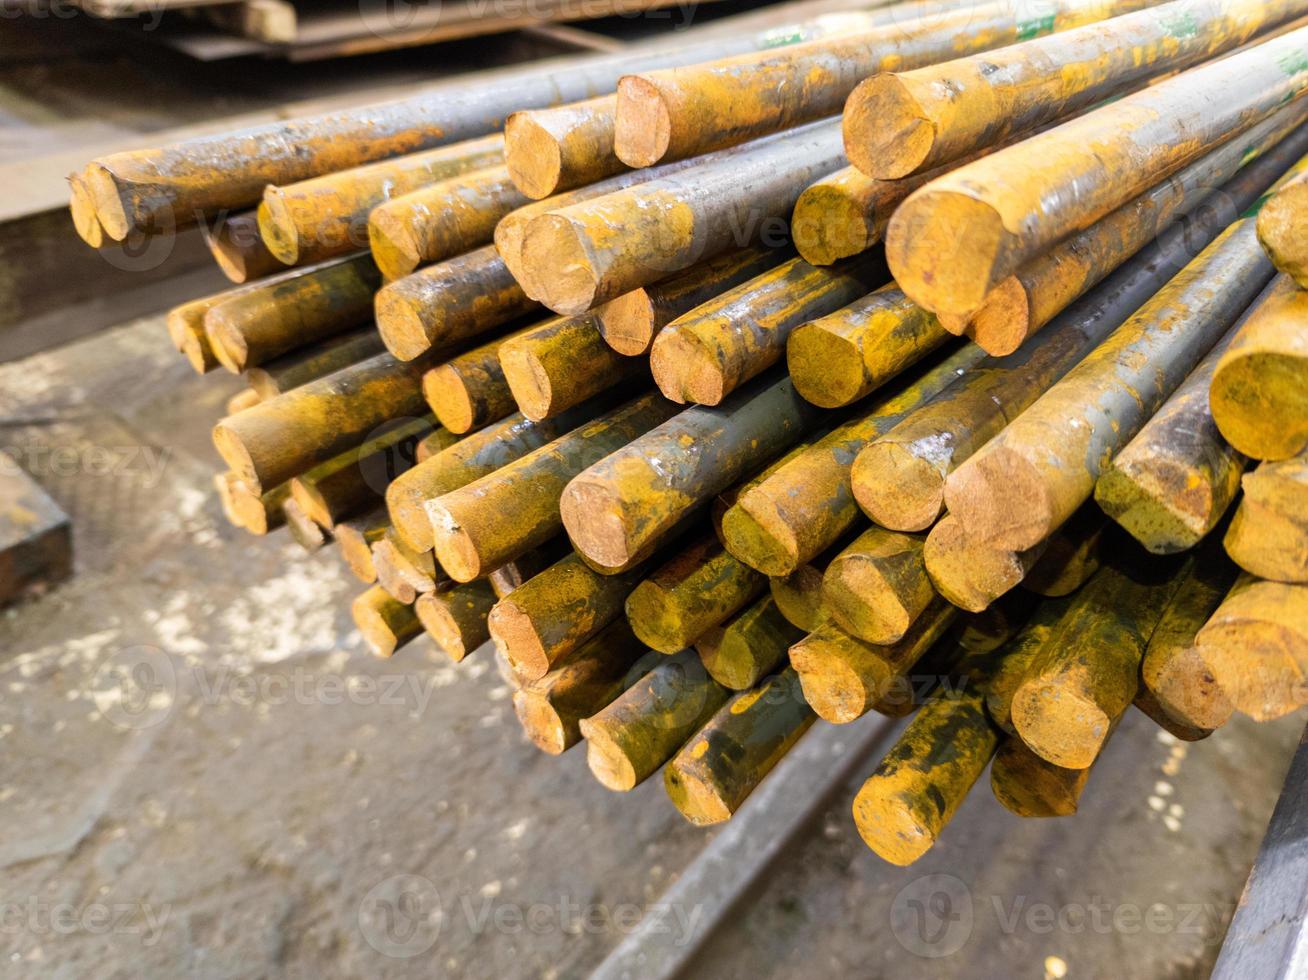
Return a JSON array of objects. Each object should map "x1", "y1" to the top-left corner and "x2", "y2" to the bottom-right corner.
[
  {"x1": 851, "y1": 674, "x2": 1000, "y2": 864},
  {"x1": 664, "y1": 667, "x2": 813, "y2": 825},
  {"x1": 961, "y1": 108, "x2": 1305, "y2": 356},
  {"x1": 695, "y1": 595, "x2": 803, "y2": 691},
  {"x1": 520, "y1": 123, "x2": 845, "y2": 316}
]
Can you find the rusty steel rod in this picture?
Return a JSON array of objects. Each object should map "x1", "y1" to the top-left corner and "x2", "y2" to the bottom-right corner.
[
  {"x1": 367, "y1": 165, "x2": 530, "y2": 280},
  {"x1": 613, "y1": 0, "x2": 1139, "y2": 167},
  {"x1": 521, "y1": 122, "x2": 845, "y2": 315},
  {"x1": 561, "y1": 373, "x2": 825, "y2": 571},
  {"x1": 943, "y1": 205, "x2": 1280, "y2": 554},
  {"x1": 649, "y1": 253, "x2": 886, "y2": 406},
  {"x1": 844, "y1": 0, "x2": 1308, "y2": 180},
  {"x1": 887, "y1": 26, "x2": 1308, "y2": 319},
  {"x1": 1224, "y1": 450, "x2": 1308, "y2": 583}
]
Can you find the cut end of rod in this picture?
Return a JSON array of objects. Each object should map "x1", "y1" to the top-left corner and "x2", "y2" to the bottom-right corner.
[
  {"x1": 792, "y1": 185, "x2": 870, "y2": 267},
  {"x1": 580, "y1": 722, "x2": 638, "y2": 791},
  {"x1": 351, "y1": 594, "x2": 405, "y2": 660},
  {"x1": 790, "y1": 635, "x2": 872, "y2": 725},
  {"x1": 512, "y1": 689, "x2": 569, "y2": 755},
  {"x1": 385, "y1": 480, "x2": 436, "y2": 555},
  {"x1": 1211, "y1": 352, "x2": 1308, "y2": 461},
  {"x1": 256, "y1": 189, "x2": 301, "y2": 267},
  {"x1": 414, "y1": 593, "x2": 470, "y2": 662},
  {"x1": 851, "y1": 442, "x2": 944, "y2": 533},
  {"x1": 228, "y1": 481, "x2": 273, "y2": 535},
  {"x1": 943, "y1": 447, "x2": 1056, "y2": 553},
  {"x1": 84, "y1": 162, "x2": 131, "y2": 241},
  {"x1": 289, "y1": 477, "x2": 335, "y2": 531},
  {"x1": 368, "y1": 207, "x2": 423, "y2": 282},
  {"x1": 843, "y1": 73, "x2": 935, "y2": 181},
  {"x1": 212, "y1": 421, "x2": 261, "y2": 493},
  {"x1": 375, "y1": 286, "x2": 436, "y2": 362},
  {"x1": 597, "y1": 290, "x2": 658, "y2": 356},
  {"x1": 1094, "y1": 461, "x2": 1212, "y2": 555},
  {"x1": 720, "y1": 500, "x2": 799, "y2": 577},
  {"x1": 1256, "y1": 183, "x2": 1308, "y2": 288},
  {"x1": 423, "y1": 364, "x2": 478, "y2": 434},
  {"x1": 886, "y1": 189, "x2": 1009, "y2": 318},
  {"x1": 559, "y1": 477, "x2": 637, "y2": 572},
  {"x1": 428, "y1": 504, "x2": 485, "y2": 583},
  {"x1": 504, "y1": 112, "x2": 564, "y2": 201},
  {"x1": 613, "y1": 75, "x2": 672, "y2": 169},
  {"x1": 1148, "y1": 647, "x2": 1233, "y2": 732},
  {"x1": 203, "y1": 312, "x2": 249, "y2": 375},
  {"x1": 851, "y1": 780, "x2": 934, "y2": 866},
  {"x1": 1011, "y1": 681, "x2": 1109, "y2": 771},
  {"x1": 522, "y1": 214, "x2": 600, "y2": 315},
  {"x1": 924, "y1": 516, "x2": 1030, "y2": 613},
  {"x1": 181, "y1": 332, "x2": 218, "y2": 375},
  {"x1": 990, "y1": 741, "x2": 1084, "y2": 818},
  {"x1": 499, "y1": 344, "x2": 555, "y2": 421},
  {"x1": 664, "y1": 762, "x2": 732, "y2": 826},
  {"x1": 787, "y1": 322, "x2": 868, "y2": 408},
  {"x1": 68, "y1": 174, "x2": 104, "y2": 248},
  {"x1": 967, "y1": 275, "x2": 1030, "y2": 355},
  {"x1": 649, "y1": 327, "x2": 725, "y2": 406},
  {"x1": 487, "y1": 601, "x2": 551, "y2": 681},
  {"x1": 825, "y1": 558, "x2": 914, "y2": 646},
  {"x1": 337, "y1": 528, "x2": 379, "y2": 584}
]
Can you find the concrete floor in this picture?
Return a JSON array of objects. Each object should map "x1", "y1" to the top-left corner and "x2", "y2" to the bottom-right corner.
[{"x1": 0, "y1": 312, "x2": 1302, "y2": 980}]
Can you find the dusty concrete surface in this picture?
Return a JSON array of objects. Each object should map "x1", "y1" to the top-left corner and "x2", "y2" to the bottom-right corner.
[{"x1": 0, "y1": 312, "x2": 1301, "y2": 979}]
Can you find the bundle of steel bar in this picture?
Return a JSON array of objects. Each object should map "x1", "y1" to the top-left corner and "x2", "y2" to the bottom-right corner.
[{"x1": 64, "y1": 0, "x2": 1308, "y2": 865}]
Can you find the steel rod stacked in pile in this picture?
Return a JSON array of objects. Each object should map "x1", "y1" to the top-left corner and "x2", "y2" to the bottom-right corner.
[{"x1": 69, "y1": 0, "x2": 1308, "y2": 864}]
